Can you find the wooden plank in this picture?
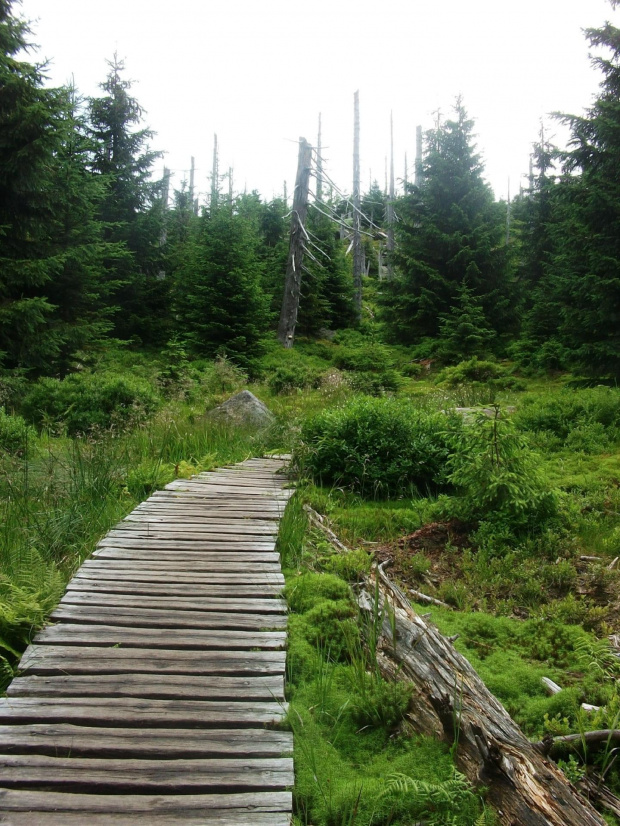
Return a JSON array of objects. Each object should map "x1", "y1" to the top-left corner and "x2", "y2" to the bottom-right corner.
[
  {"x1": 0, "y1": 789, "x2": 293, "y2": 813},
  {"x1": 0, "y1": 811, "x2": 292, "y2": 825},
  {"x1": 50, "y1": 605, "x2": 287, "y2": 630},
  {"x1": 124, "y1": 509, "x2": 279, "y2": 519},
  {"x1": 0, "y1": 755, "x2": 294, "y2": 793},
  {"x1": 7, "y1": 674, "x2": 285, "y2": 701},
  {"x1": 19, "y1": 646, "x2": 286, "y2": 676},
  {"x1": 59, "y1": 592, "x2": 286, "y2": 614},
  {"x1": 72, "y1": 571, "x2": 284, "y2": 585},
  {"x1": 97, "y1": 537, "x2": 277, "y2": 550},
  {"x1": 91, "y1": 549, "x2": 280, "y2": 562},
  {"x1": 164, "y1": 486, "x2": 290, "y2": 499},
  {"x1": 113, "y1": 523, "x2": 278, "y2": 535},
  {"x1": 73, "y1": 569, "x2": 283, "y2": 583},
  {"x1": 81, "y1": 560, "x2": 282, "y2": 573},
  {"x1": 0, "y1": 698, "x2": 287, "y2": 727},
  {"x1": 34, "y1": 625, "x2": 286, "y2": 650},
  {"x1": 0, "y1": 725, "x2": 293, "y2": 758},
  {"x1": 143, "y1": 496, "x2": 286, "y2": 507},
  {"x1": 64, "y1": 581, "x2": 284, "y2": 598}
]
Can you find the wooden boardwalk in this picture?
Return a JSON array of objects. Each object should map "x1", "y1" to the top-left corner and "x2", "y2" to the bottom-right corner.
[{"x1": 0, "y1": 457, "x2": 294, "y2": 825}]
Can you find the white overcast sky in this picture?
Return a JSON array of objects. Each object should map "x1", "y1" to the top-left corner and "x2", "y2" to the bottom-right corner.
[{"x1": 18, "y1": 0, "x2": 619, "y2": 204}]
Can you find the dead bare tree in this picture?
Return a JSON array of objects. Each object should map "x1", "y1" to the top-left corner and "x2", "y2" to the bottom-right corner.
[
  {"x1": 277, "y1": 137, "x2": 312, "y2": 348},
  {"x1": 352, "y1": 91, "x2": 363, "y2": 320}
]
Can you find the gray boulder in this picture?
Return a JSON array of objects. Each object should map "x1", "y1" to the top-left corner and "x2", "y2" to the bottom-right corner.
[{"x1": 207, "y1": 390, "x2": 275, "y2": 429}]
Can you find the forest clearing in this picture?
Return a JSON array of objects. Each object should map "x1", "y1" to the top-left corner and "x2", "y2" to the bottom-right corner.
[{"x1": 4, "y1": 0, "x2": 620, "y2": 822}]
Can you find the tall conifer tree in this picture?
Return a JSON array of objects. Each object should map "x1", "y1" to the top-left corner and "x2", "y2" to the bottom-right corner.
[{"x1": 384, "y1": 99, "x2": 512, "y2": 347}]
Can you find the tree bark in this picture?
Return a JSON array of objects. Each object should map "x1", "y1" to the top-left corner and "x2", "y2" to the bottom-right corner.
[
  {"x1": 359, "y1": 567, "x2": 606, "y2": 826},
  {"x1": 277, "y1": 137, "x2": 312, "y2": 348}
]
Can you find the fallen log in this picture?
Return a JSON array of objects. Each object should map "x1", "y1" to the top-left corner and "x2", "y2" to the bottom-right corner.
[{"x1": 359, "y1": 565, "x2": 606, "y2": 826}]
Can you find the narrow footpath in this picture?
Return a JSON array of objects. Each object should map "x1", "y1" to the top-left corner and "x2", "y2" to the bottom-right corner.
[{"x1": 0, "y1": 457, "x2": 294, "y2": 825}]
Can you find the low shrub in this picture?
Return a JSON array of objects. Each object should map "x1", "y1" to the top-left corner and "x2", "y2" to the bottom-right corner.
[
  {"x1": 437, "y1": 358, "x2": 523, "y2": 391},
  {"x1": 347, "y1": 368, "x2": 403, "y2": 395},
  {"x1": 21, "y1": 372, "x2": 160, "y2": 436},
  {"x1": 268, "y1": 363, "x2": 322, "y2": 395},
  {"x1": 295, "y1": 396, "x2": 459, "y2": 497},
  {"x1": 284, "y1": 573, "x2": 352, "y2": 614},
  {"x1": 514, "y1": 387, "x2": 620, "y2": 441},
  {"x1": 0, "y1": 408, "x2": 34, "y2": 456},
  {"x1": 333, "y1": 341, "x2": 395, "y2": 374}
]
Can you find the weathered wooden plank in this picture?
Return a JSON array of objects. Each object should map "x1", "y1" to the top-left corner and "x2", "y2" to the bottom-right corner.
[
  {"x1": 7, "y1": 674, "x2": 285, "y2": 701},
  {"x1": 59, "y1": 592, "x2": 286, "y2": 614},
  {"x1": 91, "y1": 549, "x2": 280, "y2": 563},
  {"x1": 0, "y1": 809, "x2": 291, "y2": 826},
  {"x1": 64, "y1": 581, "x2": 284, "y2": 598},
  {"x1": 19, "y1": 646, "x2": 286, "y2": 676},
  {"x1": 81, "y1": 559, "x2": 282, "y2": 574},
  {"x1": 113, "y1": 522, "x2": 279, "y2": 535},
  {"x1": 73, "y1": 571, "x2": 284, "y2": 585},
  {"x1": 97, "y1": 537, "x2": 277, "y2": 550},
  {"x1": 50, "y1": 604, "x2": 287, "y2": 630},
  {"x1": 0, "y1": 698, "x2": 287, "y2": 727},
  {"x1": 0, "y1": 754, "x2": 294, "y2": 792},
  {"x1": 35, "y1": 625, "x2": 286, "y2": 650},
  {"x1": 137, "y1": 499, "x2": 285, "y2": 509},
  {"x1": 164, "y1": 485, "x2": 290, "y2": 499},
  {"x1": 0, "y1": 789, "x2": 293, "y2": 814},
  {"x1": 0, "y1": 725, "x2": 293, "y2": 759}
]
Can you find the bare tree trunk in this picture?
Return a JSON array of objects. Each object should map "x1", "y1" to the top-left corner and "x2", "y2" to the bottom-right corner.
[
  {"x1": 386, "y1": 112, "x2": 395, "y2": 280},
  {"x1": 353, "y1": 91, "x2": 363, "y2": 320},
  {"x1": 189, "y1": 156, "x2": 197, "y2": 214},
  {"x1": 359, "y1": 569, "x2": 606, "y2": 826},
  {"x1": 506, "y1": 177, "x2": 511, "y2": 245},
  {"x1": 210, "y1": 133, "x2": 219, "y2": 210},
  {"x1": 277, "y1": 137, "x2": 312, "y2": 348},
  {"x1": 316, "y1": 113, "x2": 323, "y2": 203},
  {"x1": 415, "y1": 124, "x2": 423, "y2": 186}
]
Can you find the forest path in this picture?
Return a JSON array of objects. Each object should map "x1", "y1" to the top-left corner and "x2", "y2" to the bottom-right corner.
[{"x1": 0, "y1": 457, "x2": 294, "y2": 825}]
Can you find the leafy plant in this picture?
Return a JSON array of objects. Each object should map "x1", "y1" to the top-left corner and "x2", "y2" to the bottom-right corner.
[
  {"x1": 22, "y1": 372, "x2": 160, "y2": 436},
  {"x1": 0, "y1": 408, "x2": 34, "y2": 456},
  {"x1": 295, "y1": 396, "x2": 460, "y2": 497}
]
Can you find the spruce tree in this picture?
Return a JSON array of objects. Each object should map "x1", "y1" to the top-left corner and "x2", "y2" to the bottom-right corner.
[
  {"x1": 174, "y1": 203, "x2": 270, "y2": 369},
  {"x1": 437, "y1": 281, "x2": 496, "y2": 362},
  {"x1": 88, "y1": 55, "x2": 167, "y2": 344},
  {"x1": 0, "y1": 3, "x2": 117, "y2": 373},
  {"x1": 544, "y1": 10, "x2": 620, "y2": 375},
  {"x1": 384, "y1": 99, "x2": 512, "y2": 346}
]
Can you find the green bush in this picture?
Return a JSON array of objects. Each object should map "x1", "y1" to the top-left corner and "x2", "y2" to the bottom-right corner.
[
  {"x1": 284, "y1": 573, "x2": 353, "y2": 614},
  {"x1": 295, "y1": 397, "x2": 459, "y2": 496},
  {"x1": 437, "y1": 357, "x2": 522, "y2": 390},
  {"x1": 347, "y1": 368, "x2": 403, "y2": 395},
  {"x1": 301, "y1": 599, "x2": 359, "y2": 659},
  {"x1": 22, "y1": 372, "x2": 160, "y2": 436},
  {"x1": 334, "y1": 341, "x2": 395, "y2": 374},
  {"x1": 515, "y1": 388, "x2": 620, "y2": 441},
  {"x1": 268, "y1": 363, "x2": 322, "y2": 395},
  {"x1": 0, "y1": 408, "x2": 34, "y2": 456}
]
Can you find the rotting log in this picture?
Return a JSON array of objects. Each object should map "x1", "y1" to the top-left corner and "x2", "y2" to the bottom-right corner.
[
  {"x1": 305, "y1": 505, "x2": 607, "y2": 822},
  {"x1": 359, "y1": 567, "x2": 606, "y2": 826}
]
